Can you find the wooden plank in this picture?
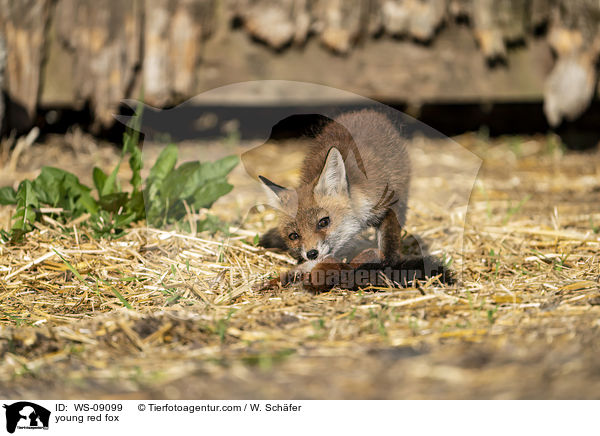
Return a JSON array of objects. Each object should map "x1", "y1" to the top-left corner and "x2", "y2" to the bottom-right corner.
[{"x1": 0, "y1": 0, "x2": 50, "y2": 130}]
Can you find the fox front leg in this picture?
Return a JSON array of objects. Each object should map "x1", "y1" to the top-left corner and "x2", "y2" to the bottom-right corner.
[{"x1": 376, "y1": 209, "x2": 403, "y2": 265}]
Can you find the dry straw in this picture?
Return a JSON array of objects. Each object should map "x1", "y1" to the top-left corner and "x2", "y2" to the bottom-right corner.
[{"x1": 0, "y1": 135, "x2": 599, "y2": 398}]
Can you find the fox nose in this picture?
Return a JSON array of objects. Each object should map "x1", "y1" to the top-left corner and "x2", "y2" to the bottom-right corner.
[{"x1": 306, "y1": 249, "x2": 319, "y2": 260}]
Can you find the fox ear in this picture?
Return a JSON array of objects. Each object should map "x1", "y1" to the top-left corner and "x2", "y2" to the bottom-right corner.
[
  {"x1": 259, "y1": 175, "x2": 293, "y2": 209},
  {"x1": 315, "y1": 147, "x2": 348, "y2": 197}
]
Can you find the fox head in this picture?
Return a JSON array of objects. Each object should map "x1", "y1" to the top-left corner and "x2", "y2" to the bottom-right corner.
[{"x1": 260, "y1": 147, "x2": 364, "y2": 264}]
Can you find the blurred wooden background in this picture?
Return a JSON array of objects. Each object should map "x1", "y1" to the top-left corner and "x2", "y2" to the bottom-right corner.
[{"x1": 0, "y1": 0, "x2": 599, "y2": 134}]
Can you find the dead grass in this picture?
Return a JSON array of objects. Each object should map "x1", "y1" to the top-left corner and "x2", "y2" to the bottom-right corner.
[{"x1": 0, "y1": 132, "x2": 599, "y2": 399}]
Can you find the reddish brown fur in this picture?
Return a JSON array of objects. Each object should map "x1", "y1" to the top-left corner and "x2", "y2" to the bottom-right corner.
[{"x1": 261, "y1": 109, "x2": 410, "y2": 265}]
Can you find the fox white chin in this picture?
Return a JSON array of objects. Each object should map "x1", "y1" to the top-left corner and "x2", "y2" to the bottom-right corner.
[
  {"x1": 301, "y1": 241, "x2": 332, "y2": 263},
  {"x1": 296, "y1": 259, "x2": 319, "y2": 273}
]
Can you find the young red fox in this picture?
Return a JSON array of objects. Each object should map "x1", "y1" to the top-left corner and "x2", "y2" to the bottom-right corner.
[{"x1": 259, "y1": 109, "x2": 410, "y2": 271}]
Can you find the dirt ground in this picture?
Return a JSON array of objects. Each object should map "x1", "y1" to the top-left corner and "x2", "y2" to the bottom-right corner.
[{"x1": 0, "y1": 130, "x2": 599, "y2": 399}]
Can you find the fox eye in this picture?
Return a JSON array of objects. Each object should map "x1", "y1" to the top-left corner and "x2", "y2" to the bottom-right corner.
[
  {"x1": 288, "y1": 232, "x2": 299, "y2": 241},
  {"x1": 318, "y1": 217, "x2": 330, "y2": 228}
]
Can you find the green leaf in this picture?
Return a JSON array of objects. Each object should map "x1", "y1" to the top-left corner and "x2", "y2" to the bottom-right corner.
[
  {"x1": 124, "y1": 119, "x2": 143, "y2": 192},
  {"x1": 192, "y1": 181, "x2": 233, "y2": 209},
  {"x1": 114, "y1": 211, "x2": 137, "y2": 228},
  {"x1": 0, "y1": 186, "x2": 17, "y2": 205},
  {"x1": 199, "y1": 155, "x2": 239, "y2": 181},
  {"x1": 127, "y1": 190, "x2": 146, "y2": 220},
  {"x1": 164, "y1": 161, "x2": 200, "y2": 200},
  {"x1": 101, "y1": 156, "x2": 123, "y2": 196},
  {"x1": 123, "y1": 98, "x2": 144, "y2": 153},
  {"x1": 144, "y1": 153, "x2": 237, "y2": 227},
  {"x1": 76, "y1": 191, "x2": 99, "y2": 215},
  {"x1": 93, "y1": 167, "x2": 108, "y2": 193},
  {"x1": 144, "y1": 145, "x2": 178, "y2": 221},
  {"x1": 0, "y1": 229, "x2": 10, "y2": 242},
  {"x1": 105, "y1": 282, "x2": 132, "y2": 309},
  {"x1": 177, "y1": 157, "x2": 235, "y2": 202},
  {"x1": 12, "y1": 180, "x2": 39, "y2": 233},
  {"x1": 32, "y1": 167, "x2": 97, "y2": 216},
  {"x1": 32, "y1": 167, "x2": 61, "y2": 206},
  {"x1": 128, "y1": 149, "x2": 143, "y2": 192},
  {"x1": 98, "y1": 193, "x2": 129, "y2": 213},
  {"x1": 148, "y1": 144, "x2": 178, "y2": 185},
  {"x1": 179, "y1": 157, "x2": 239, "y2": 199}
]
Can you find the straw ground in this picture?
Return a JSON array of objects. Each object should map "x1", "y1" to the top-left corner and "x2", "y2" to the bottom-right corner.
[{"x1": 0, "y1": 131, "x2": 599, "y2": 398}]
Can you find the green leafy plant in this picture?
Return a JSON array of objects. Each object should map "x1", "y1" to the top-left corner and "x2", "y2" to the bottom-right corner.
[
  {"x1": 143, "y1": 144, "x2": 238, "y2": 228},
  {"x1": 0, "y1": 104, "x2": 238, "y2": 241}
]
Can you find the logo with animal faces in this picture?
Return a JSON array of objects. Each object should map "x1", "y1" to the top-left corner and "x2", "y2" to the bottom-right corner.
[{"x1": 3, "y1": 402, "x2": 50, "y2": 434}]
